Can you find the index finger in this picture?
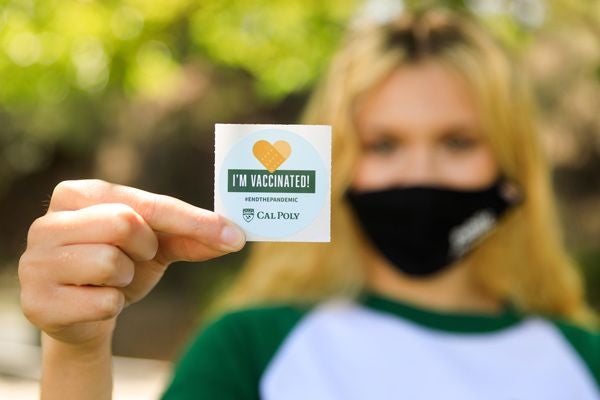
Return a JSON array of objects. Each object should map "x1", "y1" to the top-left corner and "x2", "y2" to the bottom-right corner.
[{"x1": 48, "y1": 179, "x2": 245, "y2": 252}]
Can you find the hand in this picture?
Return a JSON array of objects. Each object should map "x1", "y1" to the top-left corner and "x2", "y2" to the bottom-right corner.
[{"x1": 19, "y1": 179, "x2": 246, "y2": 348}]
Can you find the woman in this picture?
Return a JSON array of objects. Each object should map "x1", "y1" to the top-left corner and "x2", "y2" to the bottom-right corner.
[{"x1": 18, "y1": 9, "x2": 599, "y2": 400}]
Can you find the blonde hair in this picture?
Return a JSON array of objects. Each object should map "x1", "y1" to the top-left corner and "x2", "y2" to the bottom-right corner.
[{"x1": 218, "y1": 9, "x2": 594, "y2": 324}]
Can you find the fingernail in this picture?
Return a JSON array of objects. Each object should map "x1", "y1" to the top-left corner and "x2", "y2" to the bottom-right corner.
[{"x1": 220, "y1": 225, "x2": 246, "y2": 251}]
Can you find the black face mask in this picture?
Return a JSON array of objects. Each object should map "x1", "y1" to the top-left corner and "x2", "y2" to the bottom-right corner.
[{"x1": 346, "y1": 179, "x2": 521, "y2": 277}]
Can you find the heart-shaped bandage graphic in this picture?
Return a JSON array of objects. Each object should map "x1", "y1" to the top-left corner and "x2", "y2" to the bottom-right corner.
[{"x1": 252, "y1": 140, "x2": 291, "y2": 173}]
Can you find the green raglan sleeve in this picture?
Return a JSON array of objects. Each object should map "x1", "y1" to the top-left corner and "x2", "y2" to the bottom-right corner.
[
  {"x1": 555, "y1": 320, "x2": 600, "y2": 391},
  {"x1": 161, "y1": 305, "x2": 306, "y2": 400}
]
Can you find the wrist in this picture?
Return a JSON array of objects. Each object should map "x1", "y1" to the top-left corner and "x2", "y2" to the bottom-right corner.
[
  {"x1": 43, "y1": 332, "x2": 111, "y2": 360},
  {"x1": 42, "y1": 319, "x2": 116, "y2": 362},
  {"x1": 41, "y1": 324, "x2": 115, "y2": 400}
]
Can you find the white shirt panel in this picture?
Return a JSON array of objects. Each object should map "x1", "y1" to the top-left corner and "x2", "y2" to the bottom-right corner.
[{"x1": 261, "y1": 301, "x2": 599, "y2": 400}]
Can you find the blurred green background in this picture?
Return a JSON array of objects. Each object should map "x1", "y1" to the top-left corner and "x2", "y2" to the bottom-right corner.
[{"x1": 0, "y1": 0, "x2": 599, "y2": 362}]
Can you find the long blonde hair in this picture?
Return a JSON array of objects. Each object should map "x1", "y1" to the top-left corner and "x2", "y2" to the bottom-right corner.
[{"x1": 218, "y1": 9, "x2": 593, "y2": 324}]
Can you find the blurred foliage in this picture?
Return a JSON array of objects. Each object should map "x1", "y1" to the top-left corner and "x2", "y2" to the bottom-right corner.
[
  {"x1": 0, "y1": 0, "x2": 359, "y2": 191},
  {"x1": 0, "y1": 0, "x2": 358, "y2": 101},
  {"x1": 0, "y1": 0, "x2": 599, "y2": 191}
]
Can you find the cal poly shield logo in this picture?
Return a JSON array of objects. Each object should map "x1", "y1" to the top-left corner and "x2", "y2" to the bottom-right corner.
[{"x1": 243, "y1": 208, "x2": 254, "y2": 222}]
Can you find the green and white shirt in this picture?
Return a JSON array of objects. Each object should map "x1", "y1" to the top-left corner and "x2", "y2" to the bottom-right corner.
[{"x1": 162, "y1": 292, "x2": 600, "y2": 399}]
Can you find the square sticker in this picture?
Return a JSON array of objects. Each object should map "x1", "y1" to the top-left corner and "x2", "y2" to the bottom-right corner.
[{"x1": 214, "y1": 123, "x2": 331, "y2": 242}]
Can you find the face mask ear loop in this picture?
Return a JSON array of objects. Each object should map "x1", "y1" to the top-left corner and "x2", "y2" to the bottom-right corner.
[{"x1": 498, "y1": 175, "x2": 524, "y2": 206}]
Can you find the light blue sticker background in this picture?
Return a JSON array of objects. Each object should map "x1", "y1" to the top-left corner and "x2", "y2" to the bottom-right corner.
[{"x1": 219, "y1": 128, "x2": 327, "y2": 238}]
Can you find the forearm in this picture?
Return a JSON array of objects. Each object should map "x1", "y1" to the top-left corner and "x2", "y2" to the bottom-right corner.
[{"x1": 41, "y1": 332, "x2": 113, "y2": 400}]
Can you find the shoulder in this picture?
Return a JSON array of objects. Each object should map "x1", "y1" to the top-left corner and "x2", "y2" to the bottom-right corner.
[
  {"x1": 204, "y1": 304, "x2": 310, "y2": 356},
  {"x1": 213, "y1": 303, "x2": 309, "y2": 334},
  {"x1": 197, "y1": 304, "x2": 310, "y2": 366},
  {"x1": 161, "y1": 303, "x2": 310, "y2": 400},
  {"x1": 551, "y1": 318, "x2": 600, "y2": 389}
]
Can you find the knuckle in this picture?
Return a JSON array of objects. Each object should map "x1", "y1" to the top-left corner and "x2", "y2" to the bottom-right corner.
[
  {"x1": 95, "y1": 289, "x2": 124, "y2": 320},
  {"x1": 20, "y1": 289, "x2": 45, "y2": 326},
  {"x1": 110, "y1": 207, "x2": 138, "y2": 241},
  {"x1": 141, "y1": 233, "x2": 159, "y2": 262},
  {"x1": 20, "y1": 301, "x2": 36, "y2": 324},
  {"x1": 51, "y1": 180, "x2": 81, "y2": 202},
  {"x1": 26, "y1": 216, "x2": 46, "y2": 245},
  {"x1": 18, "y1": 255, "x2": 60, "y2": 324},
  {"x1": 17, "y1": 250, "x2": 30, "y2": 273},
  {"x1": 17, "y1": 253, "x2": 33, "y2": 284},
  {"x1": 50, "y1": 179, "x2": 110, "y2": 209},
  {"x1": 18, "y1": 251, "x2": 46, "y2": 286},
  {"x1": 96, "y1": 246, "x2": 121, "y2": 282},
  {"x1": 119, "y1": 254, "x2": 135, "y2": 278}
]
